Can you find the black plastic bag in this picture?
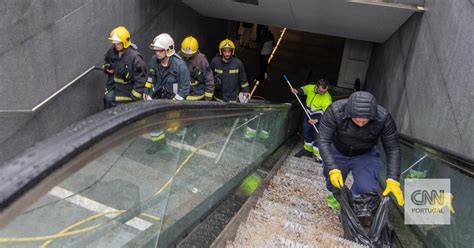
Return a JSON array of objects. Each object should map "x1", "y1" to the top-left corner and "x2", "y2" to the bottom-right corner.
[
  {"x1": 334, "y1": 186, "x2": 395, "y2": 247},
  {"x1": 352, "y1": 191, "x2": 381, "y2": 227}
]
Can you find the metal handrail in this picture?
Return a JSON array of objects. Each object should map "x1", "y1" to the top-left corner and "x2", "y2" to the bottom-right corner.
[
  {"x1": 0, "y1": 66, "x2": 101, "y2": 113},
  {"x1": 398, "y1": 133, "x2": 474, "y2": 176}
]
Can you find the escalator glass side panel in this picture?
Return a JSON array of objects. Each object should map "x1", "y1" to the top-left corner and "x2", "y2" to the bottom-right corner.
[
  {"x1": 378, "y1": 141, "x2": 474, "y2": 248},
  {"x1": 0, "y1": 102, "x2": 293, "y2": 247}
]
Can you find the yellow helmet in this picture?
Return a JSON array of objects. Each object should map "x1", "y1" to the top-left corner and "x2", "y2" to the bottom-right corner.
[
  {"x1": 108, "y1": 26, "x2": 131, "y2": 48},
  {"x1": 219, "y1": 39, "x2": 235, "y2": 55},
  {"x1": 181, "y1": 36, "x2": 199, "y2": 55}
]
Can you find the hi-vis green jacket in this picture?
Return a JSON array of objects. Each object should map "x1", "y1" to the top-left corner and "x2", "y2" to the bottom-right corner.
[{"x1": 297, "y1": 84, "x2": 332, "y2": 117}]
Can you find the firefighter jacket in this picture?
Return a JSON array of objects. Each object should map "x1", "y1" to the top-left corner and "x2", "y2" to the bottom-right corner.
[
  {"x1": 318, "y1": 91, "x2": 401, "y2": 181},
  {"x1": 103, "y1": 46, "x2": 147, "y2": 102},
  {"x1": 297, "y1": 84, "x2": 332, "y2": 118},
  {"x1": 210, "y1": 56, "x2": 249, "y2": 102},
  {"x1": 144, "y1": 54, "x2": 191, "y2": 100},
  {"x1": 178, "y1": 51, "x2": 214, "y2": 101}
]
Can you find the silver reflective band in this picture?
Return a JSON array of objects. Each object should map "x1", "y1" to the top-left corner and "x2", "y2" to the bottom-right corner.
[{"x1": 174, "y1": 94, "x2": 184, "y2": 101}]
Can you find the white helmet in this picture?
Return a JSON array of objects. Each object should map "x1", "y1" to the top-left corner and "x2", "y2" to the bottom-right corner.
[{"x1": 149, "y1": 33, "x2": 175, "y2": 57}]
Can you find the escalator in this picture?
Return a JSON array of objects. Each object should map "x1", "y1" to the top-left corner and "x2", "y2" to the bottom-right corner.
[
  {"x1": 0, "y1": 100, "x2": 472, "y2": 247},
  {"x1": 0, "y1": 100, "x2": 300, "y2": 247}
]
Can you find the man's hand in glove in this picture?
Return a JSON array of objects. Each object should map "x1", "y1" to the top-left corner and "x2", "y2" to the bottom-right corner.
[
  {"x1": 382, "y1": 179, "x2": 404, "y2": 206},
  {"x1": 328, "y1": 169, "x2": 344, "y2": 189}
]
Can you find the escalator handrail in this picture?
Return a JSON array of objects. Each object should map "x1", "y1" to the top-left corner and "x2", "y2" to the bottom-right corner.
[
  {"x1": 0, "y1": 100, "x2": 291, "y2": 226},
  {"x1": 398, "y1": 133, "x2": 474, "y2": 176}
]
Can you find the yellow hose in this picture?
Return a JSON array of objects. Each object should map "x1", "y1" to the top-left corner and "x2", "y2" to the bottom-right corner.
[
  {"x1": 155, "y1": 140, "x2": 222, "y2": 195},
  {"x1": 1, "y1": 140, "x2": 223, "y2": 246},
  {"x1": 0, "y1": 224, "x2": 100, "y2": 244},
  {"x1": 40, "y1": 210, "x2": 126, "y2": 247}
]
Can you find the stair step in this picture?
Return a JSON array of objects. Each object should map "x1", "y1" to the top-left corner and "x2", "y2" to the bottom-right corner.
[{"x1": 226, "y1": 143, "x2": 362, "y2": 247}]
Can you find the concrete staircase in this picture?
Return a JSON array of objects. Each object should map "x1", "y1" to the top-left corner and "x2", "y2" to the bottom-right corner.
[{"x1": 226, "y1": 144, "x2": 363, "y2": 247}]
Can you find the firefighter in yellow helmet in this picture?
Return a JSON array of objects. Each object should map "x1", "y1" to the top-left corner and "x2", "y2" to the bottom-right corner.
[
  {"x1": 102, "y1": 26, "x2": 147, "y2": 108},
  {"x1": 178, "y1": 36, "x2": 215, "y2": 101},
  {"x1": 210, "y1": 39, "x2": 249, "y2": 102}
]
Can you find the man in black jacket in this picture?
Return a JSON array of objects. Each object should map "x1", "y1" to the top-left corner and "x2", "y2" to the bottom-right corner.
[{"x1": 319, "y1": 91, "x2": 404, "y2": 207}]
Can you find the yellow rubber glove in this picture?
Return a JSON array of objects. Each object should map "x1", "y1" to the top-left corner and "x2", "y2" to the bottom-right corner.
[
  {"x1": 328, "y1": 169, "x2": 344, "y2": 189},
  {"x1": 382, "y1": 179, "x2": 404, "y2": 206},
  {"x1": 433, "y1": 192, "x2": 455, "y2": 214}
]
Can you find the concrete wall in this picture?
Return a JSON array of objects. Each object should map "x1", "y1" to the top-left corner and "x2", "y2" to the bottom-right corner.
[
  {"x1": 365, "y1": 0, "x2": 474, "y2": 159},
  {"x1": 0, "y1": 0, "x2": 229, "y2": 164}
]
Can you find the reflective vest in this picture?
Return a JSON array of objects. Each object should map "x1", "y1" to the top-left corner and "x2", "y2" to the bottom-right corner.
[{"x1": 302, "y1": 84, "x2": 332, "y2": 116}]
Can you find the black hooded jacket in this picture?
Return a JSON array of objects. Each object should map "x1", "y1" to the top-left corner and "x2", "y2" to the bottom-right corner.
[{"x1": 318, "y1": 91, "x2": 401, "y2": 181}]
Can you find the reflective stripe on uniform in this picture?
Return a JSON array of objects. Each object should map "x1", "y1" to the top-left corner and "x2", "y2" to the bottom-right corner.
[
  {"x1": 204, "y1": 92, "x2": 214, "y2": 98},
  {"x1": 186, "y1": 94, "x2": 205, "y2": 101},
  {"x1": 114, "y1": 77, "x2": 129, "y2": 84},
  {"x1": 240, "y1": 82, "x2": 249, "y2": 88},
  {"x1": 115, "y1": 96, "x2": 133, "y2": 102},
  {"x1": 313, "y1": 146, "x2": 321, "y2": 157},
  {"x1": 173, "y1": 93, "x2": 184, "y2": 101},
  {"x1": 304, "y1": 142, "x2": 313, "y2": 152},
  {"x1": 150, "y1": 132, "x2": 166, "y2": 142},
  {"x1": 214, "y1": 69, "x2": 223, "y2": 74},
  {"x1": 229, "y1": 69, "x2": 239, "y2": 74},
  {"x1": 190, "y1": 80, "x2": 200, "y2": 86},
  {"x1": 173, "y1": 83, "x2": 178, "y2": 95},
  {"x1": 306, "y1": 107, "x2": 324, "y2": 116},
  {"x1": 145, "y1": 82, "x2": 153, "y2": 88},
  {"x1": 131, "y1": 89, "x2": 142, "y2": 98},
  {"x1": 244, "y1": 127, "x2": 257, "y2": 139}
]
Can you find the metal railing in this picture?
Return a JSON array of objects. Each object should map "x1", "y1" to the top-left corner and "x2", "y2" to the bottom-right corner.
[
  {"x1": 0, "y1": 66, "x2": 101, "y2": 113},
  {"x1": 398, "y1": 133, "x2": 474, "y2": 176}
]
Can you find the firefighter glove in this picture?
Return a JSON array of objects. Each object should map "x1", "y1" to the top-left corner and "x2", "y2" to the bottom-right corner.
[
  {"x1": 382, "y1": 179, "x2": 404, "y2": 206},
  {"x1": 328, "y1": 169, "x2": 343, "y2": 189},
  {"x1": 214, "y1": 76, "x2": 222, "y2": 90},
  {"x1": 102, "y1": 63, "x2": 114, "y2": 75}
]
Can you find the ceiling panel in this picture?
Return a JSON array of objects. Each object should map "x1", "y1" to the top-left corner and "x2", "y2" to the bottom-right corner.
[{"x1": 182, "y1": 0, "x2": 420, "y2": 43}]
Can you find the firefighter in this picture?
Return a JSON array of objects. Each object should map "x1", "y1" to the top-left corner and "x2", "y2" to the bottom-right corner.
[
  {"x1": 143, "y1": 33, "x2": 191, "y2": 154},
  {"x1": 143, "y1": 33, "x2": 190, "y2": 101},
  {"x1": 102, "y1": 26, "x2": 146, "y2": 108},
  {"x1": 210, "y1": 39, "x2": 249, "y2": 102},
  {"x1": 178, "y1": 36, "x2": 214, "y2": 101},
  {"x1": 291, "y1": 79, "x2": 332, "y2": 162}
]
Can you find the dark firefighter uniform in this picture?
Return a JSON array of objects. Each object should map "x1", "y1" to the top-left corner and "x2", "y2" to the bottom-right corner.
[
  {"x1": 144, "y1": 54, "x2": 191, "y2": 100},
  {"x1": 144, "y1": 53, "x2": 190, "y2": 152},
  {"x1": 210, "y1": 56, "x2": 249, "y2": 102},
  {"x1": 103, "y1": 46, "x2": 146, "y2": 107},
  {"x1": 178, "y1": 51, "x2": 215, "y2": 101}
]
